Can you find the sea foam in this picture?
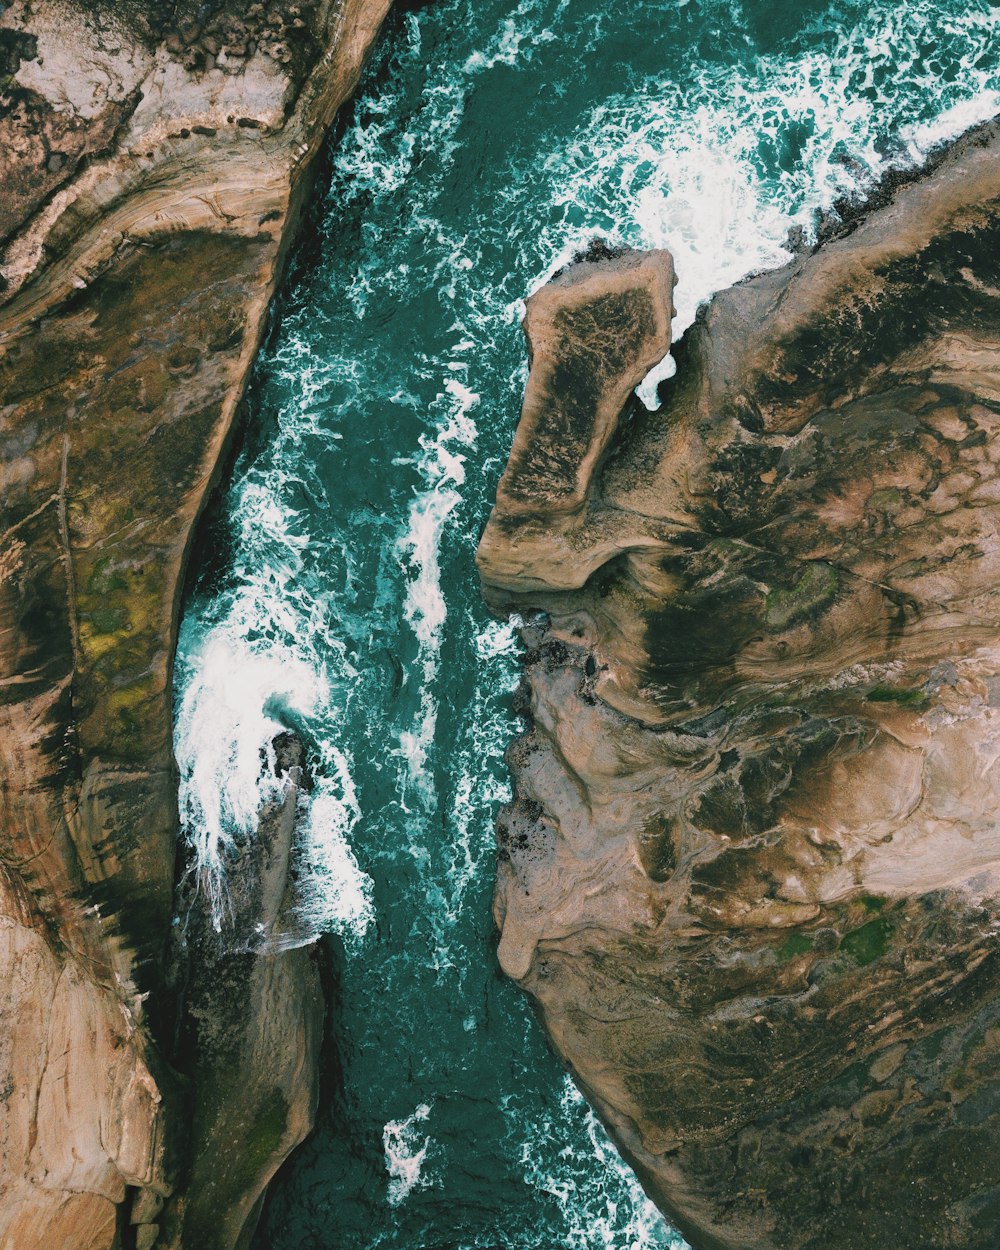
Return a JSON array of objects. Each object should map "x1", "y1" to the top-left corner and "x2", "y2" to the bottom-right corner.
[
  {"x1": 516, "y1": 0, "x2": 1000, "y2": 407},
  {"x1": 383, "y1": 1103, "x2": 435, "y2": 1206},
  {"x1": 517, "y1": 1078, "x2": 681, "y2": 1249},
  {"x1": 396, "y1": 378, "x2": 480, "y2": 807}
]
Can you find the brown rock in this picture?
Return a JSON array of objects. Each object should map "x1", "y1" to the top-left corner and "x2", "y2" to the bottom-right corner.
[
  {"x1": 479, "y1": 248, "x2": 674, "y2": 593},
  {"x1": 498, "y1": 248, "x2": 673, "y2": 519},
  {"x1": 480, "y1": 120, "x2": 1000, "y2": 1250},
  {"x1": 0, "y1": 1, "x2": 393, "y2": 1247}
]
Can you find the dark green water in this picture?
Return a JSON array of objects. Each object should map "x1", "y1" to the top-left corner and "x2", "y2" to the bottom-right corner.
[{"x1": 174, "y1": 2, "x2": 1000, "y2": 1246}]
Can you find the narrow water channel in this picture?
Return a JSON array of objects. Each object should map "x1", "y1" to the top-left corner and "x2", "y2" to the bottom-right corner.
[{"x1": 173, "y1": 2, "x2": 1000, "y2": 1245}]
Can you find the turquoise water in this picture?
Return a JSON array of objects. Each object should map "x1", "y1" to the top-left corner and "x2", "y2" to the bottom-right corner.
[{"x1": 173, "y1": 2, "x2": 1000, "y2": 1246}]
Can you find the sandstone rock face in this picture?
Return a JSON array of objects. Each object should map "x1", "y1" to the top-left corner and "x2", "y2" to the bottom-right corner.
[
  {"x1": 0, "y1": 3, "x2": 391, "y2": 1247},
  {"x1": 479, "y1": 123, "x2": 1000, "y2": 1250}
]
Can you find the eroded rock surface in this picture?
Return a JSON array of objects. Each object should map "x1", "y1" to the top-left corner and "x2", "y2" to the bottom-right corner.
[
  {"x1": 480, "y1": 247, "x2": 675, "y2": 591},
  {"x1": 479, "y1": 122, "x2": 1000, "y2": 1250},
  {"x1": 0, "y1": 3, "x2": 391, "y2": 1247}
]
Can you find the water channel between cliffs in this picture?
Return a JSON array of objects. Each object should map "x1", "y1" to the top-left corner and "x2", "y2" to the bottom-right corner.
[{"x1": 172, "y1": 1, "x2": 1000, "y2": 1245}]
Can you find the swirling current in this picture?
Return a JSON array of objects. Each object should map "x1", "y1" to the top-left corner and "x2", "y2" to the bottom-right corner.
[{"x1": 173, "y1": 2, "x2": 1000, "y2": 1246}]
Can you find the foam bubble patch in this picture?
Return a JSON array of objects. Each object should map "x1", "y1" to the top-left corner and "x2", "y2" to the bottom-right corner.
[{"x1": 383, "y1": 1103, "x2": 436, "y2": 1207}]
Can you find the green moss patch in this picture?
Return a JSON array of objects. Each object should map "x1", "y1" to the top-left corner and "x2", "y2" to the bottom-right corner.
[
  {"x1": 765, "y1": 562, "x2": 838, "y2": 632},
  {"x1": 86, "y1": 604, "x2": 131, "y2": 635},
  {"x1": 841, "y1": 917, "x2": 892, "y2": 966},
  {"x1": 867, "y1": 685, "x2": 927, "y2": 706},
  {"x1": 777, "y1": 932, "x2": 814, "y2": 961},
  {"x1": 243, "y1": 1087, "x2": 290, "y2": 1177},
  {"x1": 85, "y1": 556, "x2": 129, "y2": 597}
]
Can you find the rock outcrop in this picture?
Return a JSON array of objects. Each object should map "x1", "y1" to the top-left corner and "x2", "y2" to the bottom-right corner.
[
  {"x1": 479, "y1": 247, "x2": 675, "y2": 590},
  {"x1": 0, "y1": 3, "x2": 390, "y2": 1247},
  {"x1": 163, "y1": 733, "x2": 323, "y2": 1250},
  {"x1": 479, "y1": 122, "x2": 1000, "y2": 1250}
]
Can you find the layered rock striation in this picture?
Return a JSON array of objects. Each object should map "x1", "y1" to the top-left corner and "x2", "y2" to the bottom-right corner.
[
  {"x1": 0, "y1": 3, "x2": 390, "y2": 1247},
  {"x1": 479, "y1": 123, "x2": 1000, "y2": 1250}
]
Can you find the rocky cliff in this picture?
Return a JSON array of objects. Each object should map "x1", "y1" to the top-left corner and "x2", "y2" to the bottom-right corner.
[
  {"x1": 0, "y1": 3, "x2": 390, "y2": 1247},
  {"x1": 479, "y1": 122, "x2": 1000, "y2": 1250}
]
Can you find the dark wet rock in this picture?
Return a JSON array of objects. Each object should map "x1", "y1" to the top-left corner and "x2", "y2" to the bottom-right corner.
[
  {"x1": 162, "y1": 733, "x2": 323, "y2": 1250},
  {"x1": 479, "y1": 120, "x2": 1000, "y2": 1250}
]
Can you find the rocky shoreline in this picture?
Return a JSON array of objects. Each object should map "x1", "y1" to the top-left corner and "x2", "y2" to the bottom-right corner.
[
  {"x1": 479, "y1": 120, "x2": 1000, "y2": 1250},
  {"x1": 6, "y1": 4, "x2": 1000, "y2": 1247},
  {"x1": 0, "y1": 3, "x2": 390, "y2": 1247}
]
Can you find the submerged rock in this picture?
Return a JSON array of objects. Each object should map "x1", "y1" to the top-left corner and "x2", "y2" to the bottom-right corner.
[
  {"x1": 479, "y1": 120, "x2": 1000, "y2": 1250},
  {"x1": 0, "y1": 2, "x2": 391, "y2": 1247}
]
